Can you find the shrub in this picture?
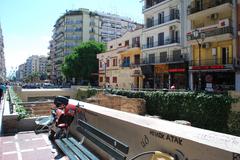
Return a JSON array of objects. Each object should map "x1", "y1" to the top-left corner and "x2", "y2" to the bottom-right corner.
[{"x1": 107, "y1": 89, "x2": 236, "y2": 133}]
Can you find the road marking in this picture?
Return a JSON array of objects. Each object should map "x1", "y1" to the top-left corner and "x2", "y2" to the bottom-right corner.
[
  {"x1": 3, "y1": 141, "x2": 14, "y2": 144},
  {"x1": 21, "y1": 149, "x2": 34, "y2": 153},
  {"x1": 2, "y1": 151, "x2": 17, "y2": 155},
  {"x1": 15, "y1": 142, "x2": 22, "y2": 160},
  {"x1": 42, "y1": 134, "x2": 51, "y2": 145},
  {"x1": 37, "y1": 146, "x2": 51, "y2": 150},
  {"x1": 32, "y1": 138, "x2": 43, "y2": 141}
]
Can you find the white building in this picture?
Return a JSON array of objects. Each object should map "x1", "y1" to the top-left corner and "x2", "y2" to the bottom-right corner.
[{"x1": 141, "y1": 0, "x2": 190, "y2": 89}]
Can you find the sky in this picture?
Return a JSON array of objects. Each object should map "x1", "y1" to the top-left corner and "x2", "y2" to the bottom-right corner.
[{"x1": 0, "y1": 0, "x2": 143, "y2": 76}]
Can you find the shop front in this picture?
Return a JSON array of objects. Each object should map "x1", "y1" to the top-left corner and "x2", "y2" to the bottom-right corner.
[
  {"x1": 190, "y1": 65, "x2": 235, "y2": 91},
  {"x1": 168, "y1": 63, "x2": 188, "y2": 89},
  {"x1": 141, "y1": 65, "x2": 154, "y2": 89},
  {"x1": 154, "y1": 64, "x2": 169, "y2": 89}
]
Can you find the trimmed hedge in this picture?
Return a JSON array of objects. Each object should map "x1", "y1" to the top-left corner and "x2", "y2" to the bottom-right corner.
[
  {"x1": 75, "y1": 88, "x2": 99, "y2": 101},
  {"x1": 107, "y1": 89, "x2": 236, "y2": 133}
]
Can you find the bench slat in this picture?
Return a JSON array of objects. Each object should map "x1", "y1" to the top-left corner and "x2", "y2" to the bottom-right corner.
[
  {"x1": 78, "y1": 120, "x2": 129, "y2": 154},
  {"x1": 68, "y1": 137, "x2": 100, "y2": 160},
  {"x1": 77, "y1": 126, "x2": 126, "y2": 160},
  {"x1": 62, "y1": 138, "x2": 90, "y2": 160},
  {"x1": 55, "y1": 139, "x2": 79, "y2": 160}
]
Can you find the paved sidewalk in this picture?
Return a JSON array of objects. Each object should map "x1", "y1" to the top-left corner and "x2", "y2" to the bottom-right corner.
[{"x1": 0, "y1": 131, "x2": 63, "y2": 160}]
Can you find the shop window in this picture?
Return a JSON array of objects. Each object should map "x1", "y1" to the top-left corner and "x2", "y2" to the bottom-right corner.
[
  {"x1": 112, "y1": 77, "x2": 117, "y2": 83},
  {"x1": 99, "y1": 77, "x2": 103, "y2": 82}
]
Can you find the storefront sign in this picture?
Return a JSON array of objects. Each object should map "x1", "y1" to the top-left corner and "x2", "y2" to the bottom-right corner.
[
  {"x1": 168, "y1": 68, "x2": 185, "y2": 73},
  {"x1": 192, "y1": 65, "x2": 224, "y2": 70},
  {"x1": 155, "y1": 64, "x2": 168, "y2": 74}
]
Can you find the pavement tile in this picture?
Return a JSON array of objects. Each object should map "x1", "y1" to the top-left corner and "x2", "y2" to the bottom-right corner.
[
  {"x1": 2, "y1": 143, "x2": 16, "y2": 152},
  {"x1": 2, "y1": 153, "x2": 18, "y2": 160}
]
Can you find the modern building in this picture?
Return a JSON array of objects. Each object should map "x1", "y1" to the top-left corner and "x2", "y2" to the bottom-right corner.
[
  {"x1": 16, "y1": 64, "x2": 25, "y2": 81},
  {"x1": 141, "y1": 0, "x2": 190, "y2": 89},
  {"x1": 96, "y1": 12, "x2": 142, "y2": 42},
  {"x1": 97, "y1": 28, "x2": 143, "y2": 89},
  {"x1": 17, "y1": 55, "x2": 47, "y2": 81},
  {"x1": 187, "y1": 0, "x2": 239, "y2": 91},
  {"x1": 0, "y1": 24, "x2": 6, "y2": 82},
  {"x1": 237, "y1": 0, "x2": 240, "y2": 90},
  {"x1": 49, "y1": 8, "x2": 142, "y2": 83}
]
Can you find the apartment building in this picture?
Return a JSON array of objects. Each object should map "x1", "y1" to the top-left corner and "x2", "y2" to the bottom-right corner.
[
  {"x1": 0, "y1": 24, "x2": 6, "y2": 82},
  {"x1": 50, "y1": 8, "x2": 141, "y2": 83},
  {"x1": 96, "y1": 12, "x2": 141, "y2": 42},
  {"x1": 141, "y1": 0, "x2": 189, "y2": 89},
  {"x1": 187, "y1": 0, "x2": 239, "y2": 91},
  {"x1": 237, "y1": 0, "x2": 240, "y2": 90},
  {"x1": 97, "y1": 28, "x2": 143, "y2": 89},
  {"x1": 17, "y1": 55, "x2": 47, "y2": 81}
]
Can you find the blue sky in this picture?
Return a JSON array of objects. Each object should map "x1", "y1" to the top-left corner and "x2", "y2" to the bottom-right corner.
[{"x1": 0, "y1": 0, "x2": 143, "y2": 75}]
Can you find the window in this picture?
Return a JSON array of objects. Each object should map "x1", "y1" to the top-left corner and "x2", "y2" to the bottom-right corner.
[
  {"x1": 134, "y1": 55, "x2": 140, "y2": 65},
  {"x1": 149, "y1": 54, "x2": 155, "y2": 64},
  {"x1": 118, "y1": 43, "x2": 122, "y2": 46},
  {"x1": 160, "y1": 52, "x2": 167, "y2": 63},
  {"x1": 123, "y1": 57, "x2": 130, "y2": 67},
  {"x1": 106, "y1": 59, "x2": 110, "y2": 67},
  {"x1": 112, "y1": 77, "x2": 117, "y2": 83},
  {"x1": 158, "y1": 32, "x2": 164, "y2": 46},
  {"x1": 113, "y1": 58, "x2": 118, "y2": 66},
  {"x1": 99, "y1": 77, "x2": 103, "y2": 82},
  {"x1": 110, "y1": 45, "x2": 113, "y2": 49},
  {"x1": 158, "y1": 12, "x2": 164, "y2": 24},
  {"x1": 106, "y1": 77, "x2": 110, "y2": 83},
  {"x1": 132, "y1": 37, "x2": 140, "y2": 47},
  {"x1": 125, "y1": 40, "x2": 129, "y2": 46},
  {"x1": 147, "y1": 36, "x2": 154, "y2": 48}
]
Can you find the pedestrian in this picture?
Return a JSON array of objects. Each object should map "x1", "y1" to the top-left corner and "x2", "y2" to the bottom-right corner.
[
  {"x1": 170, "y1": 84, "x2": 176, "y2": 91},
  {"x1": 0, "y1": 87, "x2": 3, "y2": 102}
]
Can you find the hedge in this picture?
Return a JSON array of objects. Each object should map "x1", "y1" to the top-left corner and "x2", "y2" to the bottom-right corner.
[{"x1": 107, "y1": 89, "x2": 236, "y2": 134}]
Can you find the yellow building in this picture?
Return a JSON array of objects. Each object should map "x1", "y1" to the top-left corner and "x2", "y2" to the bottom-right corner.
[
  {"x1": 97, "y1": 28, "x2": 143, "y2": 89},
  {"x1": 187, "y1": 0, "x2": 238, "y2": 91}
]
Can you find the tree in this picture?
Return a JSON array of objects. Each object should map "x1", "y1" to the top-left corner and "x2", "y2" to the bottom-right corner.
[{"x1": 62, "y1": 41, "x2": 106, "y2": 83}]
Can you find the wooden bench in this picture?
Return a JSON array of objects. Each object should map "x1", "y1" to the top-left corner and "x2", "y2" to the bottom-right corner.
[{"x1": 55, "y1": 119, "x2": 129, "y2": 160}]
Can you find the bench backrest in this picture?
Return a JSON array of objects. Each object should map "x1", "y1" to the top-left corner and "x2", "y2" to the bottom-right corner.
[{"x1": 77, "y1": 120, "x2": 129, "y2": 160}]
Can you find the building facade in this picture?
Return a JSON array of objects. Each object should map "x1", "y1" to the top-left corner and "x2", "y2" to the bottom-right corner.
[
  {"x1": 0, "y1": 24, "x2": 6, "y2": 82},
  {"x1": 49, "y1": 8, "x2": 141, "y2": 83},
  {"x1": 17, "y1": 55, "x2": 47, "y2": 81},
  {"x1": 187, "y1": 0, "x2": 239, "y2": 91},
  {"x1": 97, "y1": 28, "x2": 143, "y2": 89},
  {"x1": 141, "y1": 0, "x2": 189, "y2": 89}
]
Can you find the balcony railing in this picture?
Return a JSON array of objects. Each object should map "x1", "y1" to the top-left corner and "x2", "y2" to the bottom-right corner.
[
  {"x1": 146, "y1": 14, "x2": 180, "y2": 29},
  {"x1": 141, "y1": 54, "x2": 187, "y2": 65},
  {"x1": 121, "y1": 62, "x2": 141, "y2": 68},
  {"x1": 142, "y1": 0, "x2": 166, "y2": 11},
  {"x1": 188, "y1": 0, "x2": 232, "y2": 15},
  {"x1": 142, "y1": 38, "x2": 180, "y2": 49},
  {"x1": 187, "y1": 26, "x2": 233, "y2": 41},
  {"x1": 189, "y1": 58, "x2": 233, "y2": 67}
]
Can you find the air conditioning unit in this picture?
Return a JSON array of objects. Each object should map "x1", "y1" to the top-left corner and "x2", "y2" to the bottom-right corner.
[
  {"x1": 202, "y1": 42, "x2": 211, "y2": 49},
  {"x1": 218, "y1": 19, "x2": 230, "y2": 28},
  {"x1": 210, "y1": 13, "x2": 218, "y2": 20},
  {"x1": 170, "y1": 25, "x2": 176, "y2": 30}
]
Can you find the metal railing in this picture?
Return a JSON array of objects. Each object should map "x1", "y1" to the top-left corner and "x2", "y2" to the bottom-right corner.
[
  {"x1": 142, "y1": 38, "x2": 180, "y2": 49},
  {"x1": 189, "y1": 58, "x2": 233, "y2": 66},
  {"x1": 188, "y1": 0, "x2": 232, "y2": 15},
  {"x1": 141, "y1": 54, "x2": 188, "y2": 65},
  {"x1": 142, "y1": 0, "x2": 166, "y2": 11},
  {"x1": 146, "y1": 14, "x2": 180, "y2": 28},
  {"x1": 187, "y1": 26, "x2": 233, "y2": 41}
]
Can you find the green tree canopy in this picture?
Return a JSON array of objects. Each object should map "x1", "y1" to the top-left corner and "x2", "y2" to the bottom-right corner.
[{"x1": 62, "y1": 41, "x2": 106, "y2": 82}]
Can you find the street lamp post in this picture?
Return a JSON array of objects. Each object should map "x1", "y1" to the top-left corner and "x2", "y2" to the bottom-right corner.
[{"x1": 192, "y1": 29, "x2": 205, "y2": 90}]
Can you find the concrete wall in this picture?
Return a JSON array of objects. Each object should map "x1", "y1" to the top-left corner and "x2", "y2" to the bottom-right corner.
[
  {"x1": 229, "y1": 91, "x2": 240, "y2": 112},
  {"x1": 69, "y1": 100, "x2": 240, "y2": 160}
]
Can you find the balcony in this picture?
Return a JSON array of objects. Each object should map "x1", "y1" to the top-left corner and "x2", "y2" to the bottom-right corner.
[
  {"x1": 188, "y1": 0, "x2": 232, "y2": 15},
  {"x1": 187, "y1": 26, "x2": 233, "y2": 43},
  {"x1": 187, "y1": 0, "x2": 232, "y2": 19},
  {"x1": 189, "y1": 58, "x2": 233, "y2": 67},
  {"x1": 142, "y1": 38, "x2": 180, "y2": 50},
  {"x1": 145, "y1": 14, "x2": 180, "y2": 29},
  {"x1": 142, "y1": 0, "x2": 167, "y2": 12},
  {"x1": 141, "y1": 54, "x2": 187, "y2": 65}
]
